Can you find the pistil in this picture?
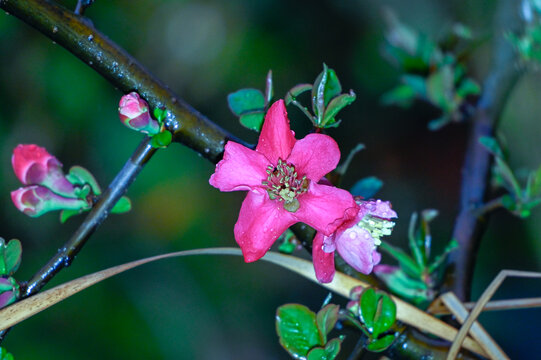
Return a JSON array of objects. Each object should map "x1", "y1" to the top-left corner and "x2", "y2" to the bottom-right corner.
[{"x1": 262, "y1": 159, "x2": 309, "y2": 212}]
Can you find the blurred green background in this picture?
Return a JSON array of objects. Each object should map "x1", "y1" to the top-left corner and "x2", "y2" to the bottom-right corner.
[{"x1": 0, "y1": 0, "x2": 540, "y2": 358}]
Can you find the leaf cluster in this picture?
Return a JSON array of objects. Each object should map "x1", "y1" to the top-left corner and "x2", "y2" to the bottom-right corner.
[{"x1": 378, "y1": 211, "x2": 458, "y2": 307}]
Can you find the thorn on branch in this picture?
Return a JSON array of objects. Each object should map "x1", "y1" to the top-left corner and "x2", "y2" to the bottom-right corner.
[{"x1": 74, "y1": 0, "x2": 94, "y2": 16}]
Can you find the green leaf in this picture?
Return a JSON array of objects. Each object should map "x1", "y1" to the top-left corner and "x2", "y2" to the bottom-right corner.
[
  {"x1": 350, "y1": 177, "x2": 383, "y2": 198},
  {"x1": 479, "y1": 136, "x2": 503, "y2": 158},
  {"x1": 426, "y1": 65, "x2": 454, "y2": 111},
  {"x1": 111, "y1": 196, "x2": 132, "y2": 214},
  {"x1": 151, "y1": 131, "x2": 172, "y2": 148},
  {"x1": 527, "y1": 164, "x2": 541, "y2": 197},
  {"x1": 359, "y1": 288, "x2": 377, "y2": 330},
  {"x1": 401, "y1": 74, "x2": 426, "y2": 97},
  {"x1": 60, "y1": 209, "x2": 82, "y2": 224},
  {"x1": 153, "y1": 108, "x2": 167, "y2": 123},
  {"x1": 285, "y1": 84, "x2": 312, "y2": 105},
  {"x1": 456, "y1": 78, "x2": 481, "y2": 98},
  {"x1": 0, "y1": 239, "x2": 22, "y2": 276},
  {"x1": 322, "y1": 91, "x2": 356, "y2": 127},
  {"x1": 407, "y1": 213, "x2": 425, "y2": 269},
  {"x1": 427, "y1": 116, "x2": 451, "y2": 131},
  {"x1": 366, "y1": 334, "x2": 396, "y2": 352},
  {"x1": 278, "y1": 229, "x2": 298, "y2": 254},
  {"x1": 428, "y1": 238, "x2": 459, "y2": 274},
  {"x1": 0, "y1": 347, "x2": 14, "y2": 360},
  {"x1": 307, "y1": 337, "x2": 342, "y2": 360},
  {"x1": 376, "y1": 268, "x2": 429, "y2": 306},
  {"x1": 276, "y1": 304, "x2": 323, "y2": 358},
  {"x1": 372, "y1": 294, "x2": 396, "y2": 337},
  {"x1": 316, "y1": 304, "x2": 339, "y2": 342},
  {"x1": 380, "y1": 85, "x2": 416, "y2": 107},
  {"x1": 239, "y1": 112, "x2": 265, "y2": 132},
  {"x1": 66, "y1": 166, "x2": 102, "y2": 196},
  {"x1": 4, "y1": 240, "x2": 22, "y2": 276},
  {"x1": 312, "y1": 65, "x2": 342, "y2": 110},
  {"x1": 379, "y1": 241, "x2": 422, "y2": 278},
  {"x1": 227, "y1": 88, "x2": 265, "y2": 116}
]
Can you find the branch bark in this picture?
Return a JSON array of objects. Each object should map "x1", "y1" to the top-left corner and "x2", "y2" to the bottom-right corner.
[{"x1": 447, "y1": 0, "x2": 522, "y2": 300}]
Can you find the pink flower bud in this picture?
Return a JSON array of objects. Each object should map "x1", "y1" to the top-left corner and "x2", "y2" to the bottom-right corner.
[
  {"x1": 12, "y1": 144, "x2": 75, "y2": 196},
  {"x1": 119, "y1": 92, "x2": 160, "y2": 135},
  {"x1": 0, "y1": 277, "x2": 18, "y2": 308},
  {"x1": 11, "y1": 186, "x2": 89, "y2": 217}
]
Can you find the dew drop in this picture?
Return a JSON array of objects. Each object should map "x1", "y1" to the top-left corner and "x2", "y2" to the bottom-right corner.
[
  {"x1": 204, "y1": 148, "x2": 210, "y2": 154},
  {"x1": 88, "y1": 34, "x2": 94, "y2": 41},
  {"x1": 88, "y1": 60, "x2": 93, "y2": 65},
  {"x1": 349, "y1": 232, "x2": 356, "y2": 240},
  {"x1": 52, "y1": 26, "x2": 58, "y2": 33}
]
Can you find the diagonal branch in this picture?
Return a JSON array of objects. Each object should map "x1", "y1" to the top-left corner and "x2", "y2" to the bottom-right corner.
[{"x1": 0, "y1": 0, "x2": 243, "y2": 163}]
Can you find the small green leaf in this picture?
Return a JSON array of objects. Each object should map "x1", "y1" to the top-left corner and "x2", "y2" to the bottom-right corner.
[
  {"x1": 376, "y1": 268, "x2": 429, "y2": 306},
  {"x1": 285, "y1": 84, "x2": 312, "y2": 105},
  {"x1": 426, "y1": 65, "x2": 454, "y2": 111},
  {"x1": 359, "y1": 288, "x2": 377, "y2": 330},
  {"x1": 312, "y1": 64, "x2": 342, "y2": 111},
  {"x1": 401, "y1": 74, "x2": 426, "y2": 97},
  {"x1": 322, "y1": 91, "x2": 356, "y2": 127},
  {"x1": 239, "y1": 112, "x2": 265, "y2": 132},
  {"x1": 456, "y1": 78, "x2": 481, "y2": 98},
  {"x1": 316, "y1": 304, "x2": 339, "y2": 342},
  {"x1": 427, "y1": 116, "x2": 451, "y2": 131},
  {"x1": 307, "y1": 337, "x2": 342, "y2": 360},
  {"x1": 380, "y1": 85, "x2": 416, "y2": 107},
  {"x1": 111, "y1": 196, "x2": 132, "y2": 214},
  {"x1": 528, "y1": 164, "x2": 541, "y2": 196},
  {"x1": 0, "y1": 346, "x2": 14, "y2": 360},
  {"x1": 4, "y1": 240, "x2": 22, "y2": 276},
  {"x1": 373, "y1": 294, "x2": 396, "y2": 337},
  {"x1": 151, "y1": 131, "x2": 172, "y2": 148},
  {"x1": 66, "y1": 166, "x2": 102, "y2": 196},
  {"x1": 379, "y1": 241, "x2": 422, "y2": 278},
  {"x1": 153, "y1": 108, "x2": 167, "y2": 123},
  {"x1": 479, "y1": 136, "x2": 503, "y2": 158},
  {"x1": 227, "y1": 89, "x2": 265, "y2": 116},
  {"x1": 366, "y1": 334, "x2": 396, "y2": 352},
  {"x1": 278, "y1": 229, "x2": 298, "y2": 254},
  {"x1": 350, "y1": 177, "x2": 383, "y2": 198},
  {"x1": 276, "y1": 304, "x2": 323, "y2": 358},
  {"x1": 73, "y1": 184, "x2": 91, "y2": 199},
  {"x1": 428, "y1": 238, "x2": 459, "y2": 274},
  {"x1": 60, "y1": 209, "x2": 82, "y2": 224}
]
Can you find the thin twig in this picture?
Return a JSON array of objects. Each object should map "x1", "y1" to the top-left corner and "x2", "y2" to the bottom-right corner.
[{"x1": 0, "y1": 137, "x2": 157, "y2": 342}]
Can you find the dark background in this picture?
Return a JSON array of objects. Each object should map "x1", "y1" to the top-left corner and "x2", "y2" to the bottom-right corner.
[{"x1": 0, "y1": 0, "x2": 540, "y2": 358}]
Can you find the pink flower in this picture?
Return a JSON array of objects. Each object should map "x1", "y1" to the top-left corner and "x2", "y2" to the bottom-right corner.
[
  {"x1": 313, "y1": 199, "x2": 397, "y2": 283},
  {"x1": 119, "y1": 92, "x2": 160, "y2": 135},
  {"x1": 12, "y1": 144, "x2": 75, "y2": 196},
  {"x1": 11, "y1": 186, "x2": 88, "y2": 217},
  {"x1": 210, "y1": 100, "x2": 358, "y2": 262}
]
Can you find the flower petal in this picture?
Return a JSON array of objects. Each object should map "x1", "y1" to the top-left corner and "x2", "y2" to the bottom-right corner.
[
  {"x1": 335, "y1": 227, "x2": 378, "y2": 274},
  {"x1": 255, "y1": 100, "x2": 296, "y2": 165},
  {"x1": 210, "y1": 141, "x2": 270, "y2": 192},
  {"x1": 294, "y1": 182, "x2": 358, "y2": 235},
  {"x1": 359, "y1": 199, "x2": 397, "y2": 219},
  {"x1": 287, "y1": 133, "x2": 340, "y2": 180},
  {"x1": 234, "y1": 190, "x2": 296, "y2": 262},
  {"x1": 312, "y1": 232, "x2": 336, "y2": 283}
]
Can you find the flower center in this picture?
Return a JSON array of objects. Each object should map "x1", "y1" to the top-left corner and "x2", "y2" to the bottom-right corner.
[
  {"x1": 358, "y1": 215, "x2": 395, "y2": 246},
  {"x1": 262, "y1": 159, "x2": 309, "y2": 212}
]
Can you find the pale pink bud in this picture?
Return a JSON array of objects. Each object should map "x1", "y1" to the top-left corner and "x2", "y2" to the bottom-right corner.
[
  {"x1": 11, "y1": 144, "x2": 75, "y2": 196},
  {"x1": 11, "y1": 186, "x2": 89, "y2": 217},
  {"x1": 119, "y1": 92, "x2": 160, "y2": 135}
]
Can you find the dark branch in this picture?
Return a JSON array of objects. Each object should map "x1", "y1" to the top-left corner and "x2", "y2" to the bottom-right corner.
[
  {"x1": 0, "y1": 0, "x2": 243, "y2": 163},
  {"x1": 447, "y1": 0, "x2": 522, "y2": 300}
]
